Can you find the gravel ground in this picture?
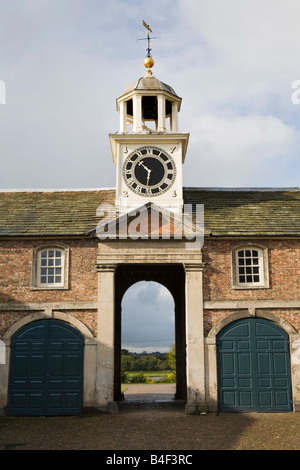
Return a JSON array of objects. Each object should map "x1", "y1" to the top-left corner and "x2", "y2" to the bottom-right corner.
[{"x1": 0, "y1": 402, "x2": 299, "y2": 451}]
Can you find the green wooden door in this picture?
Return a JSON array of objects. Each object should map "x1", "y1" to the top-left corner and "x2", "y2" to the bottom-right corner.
[
  {"x1": 9, "y1": 320, "x2": 84, "y2": 416},
  {"x1": 217, "y1": 318, "x2": 292, "y2": 412}
]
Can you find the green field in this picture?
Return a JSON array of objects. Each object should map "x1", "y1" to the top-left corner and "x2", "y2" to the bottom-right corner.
[
  {"x1": 127, "y1": 371, "x2": 171, "y2": 377},
  {"x1": 123, "y1": 370, "x2": 175, "y2": 384}
]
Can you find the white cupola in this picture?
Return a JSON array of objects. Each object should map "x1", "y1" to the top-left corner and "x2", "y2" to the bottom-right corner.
[{"x1": 109, "y1": 25, "x2": 189, "y2": 214}]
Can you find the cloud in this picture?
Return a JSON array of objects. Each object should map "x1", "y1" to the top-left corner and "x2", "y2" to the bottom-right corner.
[
  {"x1": 180, "y1": 0, "x2": 300, "y2": 72},
  {"x1": 184, "y1": 113, "x2": 300, "y2": 187},
  {"x1": 121, "y1": 281, "x2": 175, "y2": 351},
  {"x1": 1, "y1": 0, "x2": 300, "y2": 189},
  {"x1": 1, "y1": 1, "x2": 300, "y2": 349}
]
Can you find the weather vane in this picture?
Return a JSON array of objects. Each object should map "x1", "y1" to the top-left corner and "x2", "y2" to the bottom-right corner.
[{"x1": 137, "y1": 21, "x2": 160, "y2": 75}]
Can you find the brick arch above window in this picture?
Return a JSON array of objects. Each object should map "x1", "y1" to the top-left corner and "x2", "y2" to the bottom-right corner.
[
  {"x1": 231, "y1": 243, "x2": 269, "y2": 289},
  {"x1": 31, "y1": 243, "x2": 69, "y2": 290}
]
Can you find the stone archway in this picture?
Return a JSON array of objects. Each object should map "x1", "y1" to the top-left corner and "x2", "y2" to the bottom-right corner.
[
  {"x1": 207, "y1": 310, "x2": 297, "y2": 340},
  {"x1": 3, "y1": 311, "x2": 94, "y2": 341},
  {"x1": 114, "y1": 264, "x2": 186, "y2": 401},
  {"x1": 96, "y1": 237, "x2": 205, "y2": 413}
]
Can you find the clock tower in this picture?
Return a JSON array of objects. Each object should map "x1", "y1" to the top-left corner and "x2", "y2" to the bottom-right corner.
[{"x1": 109, "y1": 28, "x2": 189, "y2": 215}]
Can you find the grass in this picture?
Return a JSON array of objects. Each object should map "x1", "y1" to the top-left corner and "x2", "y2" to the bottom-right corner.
[
  {"x1": 123, "y1": 370, "x2": 175, "y2": 384},
  {"x1": 127, "y1": 371, "x2": 171, "y2": 377}
]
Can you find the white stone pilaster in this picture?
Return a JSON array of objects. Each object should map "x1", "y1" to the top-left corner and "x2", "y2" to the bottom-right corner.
[
  {"x1": 291, "y1": 335, "x2": 300, "y2": 411},
  {"x1": 133, "y1": 95, "x2": 143, "y2": 132},
  {"x1": 119, "y1": 101, "x2": 127, "y2": 133},
  {"x1": 0, "y1": 341, "x2": 9, "y2": 415},
  {"x1": 171, "y1": 101, "x2": 179, "y2": 132},
  {"x1": 184, "y1": 262, "x2": 206, "y2": 414},
  {"x1": 96, "y1": 264, "x2": 116, "y2": 407},
  {"x1": 157, "y1": 95, "x2": 166, "y2": 132}
]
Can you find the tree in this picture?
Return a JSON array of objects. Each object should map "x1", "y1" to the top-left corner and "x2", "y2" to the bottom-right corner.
[
  {"x1": 148, "y1": 356, "x2": 158, "y2": 371},
  {"x1": 120, "y1": 349, "x2": 170, "y2": 371},
  {"x1": 121, "y1": 363, "x2": 128, "y2": 383},
  {"x1": 167, "y1": 344, "x2": 176, "y2": 382}
]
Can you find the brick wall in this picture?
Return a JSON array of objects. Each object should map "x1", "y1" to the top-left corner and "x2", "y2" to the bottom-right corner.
[
  {"x1": 0, "y1": 237, "x2": 299, "y2": 337},
  {"x1": 202, "y1": 238, "x2": 300, "y2": 333},
  {"x1": 0, "y1": 238, "x2": 98, "y2": 336},
  {"x1": 202, "y1": 238, "x2": 300, "y2": 301},
  {"x1": 0, "y1": 310, "x2": 32, "y2": 336},
  {"x1": 0, "y1": 238, "x2": 98, "y2": 303}
]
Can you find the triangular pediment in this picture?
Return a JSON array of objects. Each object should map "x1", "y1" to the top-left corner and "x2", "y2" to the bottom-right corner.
[{"x1": 94, "y1": 202, "x2": 205, "y2": 241}]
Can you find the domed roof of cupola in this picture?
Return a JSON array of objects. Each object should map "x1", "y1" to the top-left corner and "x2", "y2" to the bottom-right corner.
[{"x1": 121, "y1": 76, "x2": 178, "y2": 98}]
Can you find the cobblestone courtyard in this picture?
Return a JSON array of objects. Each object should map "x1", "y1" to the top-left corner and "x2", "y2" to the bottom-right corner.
[{"x1": 0, "y1": 403, "x2": 299, "y2": 451}]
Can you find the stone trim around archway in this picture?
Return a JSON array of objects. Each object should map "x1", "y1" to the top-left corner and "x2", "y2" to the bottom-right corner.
[
  {"x1": 205, "y1": 309, "x2": 299, "y2": 413},
  {"x1": 207, "y1": 309, "x2": 297, "y2": 343},
  {"x1": 3, "y1": 310, "x2": 94, "y2": 341}
]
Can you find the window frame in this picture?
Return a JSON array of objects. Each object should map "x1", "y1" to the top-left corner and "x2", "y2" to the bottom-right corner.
[
  {"x1": 31, "y1": 244, "x2": 69, "y2": 290},
  {"x1": 231, "y1": 243, "x2": 269, "y2": 289}
]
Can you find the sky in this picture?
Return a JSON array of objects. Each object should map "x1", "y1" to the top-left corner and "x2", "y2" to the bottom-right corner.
[
  {"x1": 122, "y1": 282, "x2": 175, "y2": 353},
  {"x1": 1, "y1": 0, "x2": 300, "y2": 351}
]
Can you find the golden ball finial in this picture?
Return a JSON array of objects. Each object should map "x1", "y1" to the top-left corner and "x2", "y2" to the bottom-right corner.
[{"x1": 144, "y1": 56, "x2": 154, "y2": 71}]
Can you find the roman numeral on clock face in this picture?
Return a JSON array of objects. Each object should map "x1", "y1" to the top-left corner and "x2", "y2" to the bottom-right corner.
[
  {"x1": 127, "y1": 178, "x2": 135, "y2": 187},
  {"x1": 122, "y1": 146, "x2": 176, "y2": 197}
]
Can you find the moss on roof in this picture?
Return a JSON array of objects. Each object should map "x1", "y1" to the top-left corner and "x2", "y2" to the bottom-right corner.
[
  {"x1": 0, "y1": 190, "x2": 115, "y2": 237},
  {"x1": 0, "y1": 188, "x2": 299, "y2": 237},
  {"x1": 184, "y1": 188, "x2": 300, "y2": 236}
]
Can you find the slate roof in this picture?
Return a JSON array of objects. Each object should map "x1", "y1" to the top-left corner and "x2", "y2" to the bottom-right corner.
[
  {"x1": 0, "y1": 190, "x2": 115, "y2": 237},
  {"x1": 184, "y1": 188, "x2": 300, "y2": 237},
  {"x1": 0, "y1": 188, "x2": 299, "y2": 238}
]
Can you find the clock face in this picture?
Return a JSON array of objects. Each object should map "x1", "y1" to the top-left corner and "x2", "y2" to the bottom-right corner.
[{"x1": 122, "y1": 146, "x2": 176, "y2": 197}]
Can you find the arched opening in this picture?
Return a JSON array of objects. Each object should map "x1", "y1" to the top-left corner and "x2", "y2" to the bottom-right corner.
[
  {"x1": 121, "y1": 281, "x2": 175, "y2": 400},
  {"x1": 114, "y1": 264, "x2": 186, "y2": 402},
  {"x1": 125, "y1": 96, "x2": 173, "y2": 132},
  {"x1": 122, "y1": 281, "x2": 175, "y2": 352}
]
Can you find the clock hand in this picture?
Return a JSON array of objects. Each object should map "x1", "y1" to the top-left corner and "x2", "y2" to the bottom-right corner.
[
  {"x1": 146, "y1": 170, "x2": 151, "y2": 187},
  {"x1": 138, "y1": 160, "x2": 151, "y2": 173}
]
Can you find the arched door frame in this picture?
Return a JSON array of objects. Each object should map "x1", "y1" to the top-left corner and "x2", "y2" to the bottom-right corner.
[
  {"x1": 206, "y1": 310, "x2": 298, "y2": 412},
  {"x1": 8, "y1": 318, "x2": 84, "y2": 415},
  {"x1": 114, "y1": 263, "x2": 186, "y2": 401},
  {"x1": 3, "y1": 312, "x2": 97, "y2": 413},
  {"x1": 4, "y1": 311, "x2": 94, "y2": 341}
]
